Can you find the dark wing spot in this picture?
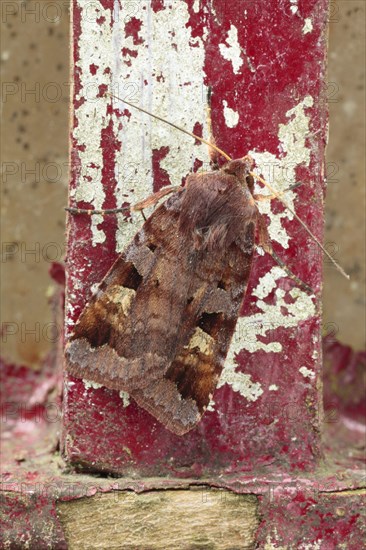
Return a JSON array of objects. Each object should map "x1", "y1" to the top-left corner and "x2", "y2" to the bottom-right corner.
[
  {"x1": 198, "y1": 312, "x2": 223, "y2": 337},
  {"x1": 122, "y1": 263, "x2": 143, "y2": 290}
]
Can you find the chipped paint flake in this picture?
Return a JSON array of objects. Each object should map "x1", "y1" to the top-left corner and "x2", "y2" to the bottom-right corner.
[
  {"x1": 252, "y1": 266, "x2": 287, "y2": 299},
  {"x1": 119, "y1": 391, "x2": 131, "y2": 408},
  {"x1": 299, "y1": 366, "x2": 315, "y2": 379},
  {"x1": 303, "y1": 18, "x2": 313, "y2": 34},
  {"x1": 269, "y1": 384, "x2": 279, "y2": 391},
  {"x1": 265, "y1": 528, "x2": 287, "y2": 549},
  {"x1": 223, "y1": 100, "x2": 239, "y2": 128},
  {"x1": 240, "y1": 45, "x2": 255, "y2": 72},
  {"x1": 289, "y1": 0, "x2": 299, "y2": 15},
  {"x1": 83, "y1": 380, "x2": 103, "y2": 390},
  {"x1": 193, "y1": 0, "x2": 200, "y2": 13},
  {"x1": 218, "y1": 369, "x2": 264, "y2": 402},
  {"x1": 219, "y1": 25, "x2": 243, "y2": 74}
]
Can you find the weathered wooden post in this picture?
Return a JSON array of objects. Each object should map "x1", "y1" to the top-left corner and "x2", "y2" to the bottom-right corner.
[{"x1": 63, "y1": 0, "x2": 325, "y2": 475}]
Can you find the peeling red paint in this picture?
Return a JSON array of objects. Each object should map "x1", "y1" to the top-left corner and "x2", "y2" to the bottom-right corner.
[
  {"x1": 89, "y1": 63, "x2": 99, "y2": 75},
  {"x1": 96, "y1": 15, "x2": 106, "y2": 26},
  {"x1": 64, "y1": 0, "x2": 329, "y2": 477},
  {"x1": 192, "y1": 121, "x2": 203, "y2": 144},
  {"x1": 97, "y1": 83, "x2": 108, "y2": 98},
  {"x1": 152, "y1": 146, "x2": 171, "y2": 192},
  {"x1": 124, "y1": 17, "x2": 144, "y2": 46},
  {"x1": 121, "y1": 47, "x2": 138, "y2": 58},
  {"x1": 151, "y1": 0, "x2": 165, "y2": 13}
]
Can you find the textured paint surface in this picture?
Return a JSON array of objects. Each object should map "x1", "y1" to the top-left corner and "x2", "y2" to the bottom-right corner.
[
  {"x1": 64, "y1": 0, "x2": 329, "y2": 475},
  {"x1": 1, "y1": 358, "x2": 365, "y2": 548}
]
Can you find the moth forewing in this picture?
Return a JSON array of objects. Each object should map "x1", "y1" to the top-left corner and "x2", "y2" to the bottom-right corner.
[{"x1": 66, "y1": 157, "x2": 260, "y2": 435}]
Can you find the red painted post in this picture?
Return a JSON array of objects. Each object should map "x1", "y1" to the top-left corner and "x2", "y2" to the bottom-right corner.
[{"x1": 63, "y1": 0, "x2": 328, "y2": 475}]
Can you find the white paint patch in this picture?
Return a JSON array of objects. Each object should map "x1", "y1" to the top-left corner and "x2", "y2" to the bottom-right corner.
[
  {"x1": 83, "y1": 380, "x2": 103, "y2": 390},
  {"x1": 218, "y1": 370, "x2": 264, "y2": 402},
  {"x1": 119, "y1": 391, "x2": 131, "y2": 408},
  {"x1": 302, "y1": 542, "x2": 322, "y2": 550},
  {"x1": 231, "y1": 284, "x2": 315, "y2": 357},
  {"x1": 219, "y1": 25, "x2": 243, "y2": 74},
  {"x1": 302, "y1": 18, "x2": 313, "y2": 34},
  {"x1": 252, "y1": 266, "x2": 287, "y2": 300},
  {"x1": 290, "y1": 0, "x2": 298, "y2": 15},
  {"x1": 74, "y1": 1, "x2": 112, "y2": 246},
  {"x1": 269, "y1": 384, "x2": 279, "y2": 391},
  {"x1": 266, "y1": 530, "x2": 322, "y2": 549},
  {"x1": 266, "y1": 531, "x2": 323, "y2": 550},
  {"x1": 299, "y1": 366, "x2": 315, "y2": 379},
  {"x1": 223, "y1": 100, "x2": 239, "y2": 128},
  {"x1": 265, "y1": 529, "x2": 287, "y2": 550},
  {"x1": 90, "y1": 282, "x2": 99, "y2": 295},
  {"x1": 193, "y1": 0, "x2": 200, "y2": 13}
]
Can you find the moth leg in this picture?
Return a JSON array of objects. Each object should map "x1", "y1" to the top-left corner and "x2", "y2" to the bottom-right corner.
[
  {"x1": 66, "y1": 185, "x2": 181, "y2": 216},
  {"x1": 140, "y1": 209, "x2": 147, "y2": 221},
  {"x1": 254, "y1": 193, "x2": 277, "y2": 201},
  {"x1": 132, "y1": 185, "x2": 181, "y2": 211},
  {"x1": 206, "y1": 87, "x2": 220, "y2": 170},
  {"x1": 257, "y1": 215, "x2": 313, "y2": 294}
]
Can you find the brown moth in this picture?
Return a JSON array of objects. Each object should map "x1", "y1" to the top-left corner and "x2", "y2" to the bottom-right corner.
[{"x1": 65, "y1": 95, "x2": 348, "y2": 436}]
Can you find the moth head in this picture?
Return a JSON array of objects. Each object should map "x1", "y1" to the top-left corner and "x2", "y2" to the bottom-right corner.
[{"x1": 222, "y1": 155, "x2": 255, "y2": 194}]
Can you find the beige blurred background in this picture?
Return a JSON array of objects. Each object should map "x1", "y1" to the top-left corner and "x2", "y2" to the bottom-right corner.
[{"x1": 1, "y1": 1, "x2": 365, "y2": 369}]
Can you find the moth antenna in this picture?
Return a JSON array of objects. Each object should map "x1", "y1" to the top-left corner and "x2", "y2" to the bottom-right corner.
[
  {"x1": 268, "y1": 248, "x2": 313, "y2": 294},
  {"x1": 66, "y1": 185, "x2": 181, "y2": 215},
  {"x1": 65, "y1": 206, "x2": 130, "y2": 215},
  {"x1": 107, "y1": 92, "x2": 232, "y2": 162},
  {"x1": 251, "y1": 171, "x2": 350, "y2": 280}
]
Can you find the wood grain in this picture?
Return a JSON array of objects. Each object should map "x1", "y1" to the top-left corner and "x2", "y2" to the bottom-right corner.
[{"x1": 57, "y1": 489, "x2": 259, "y2": 549}]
